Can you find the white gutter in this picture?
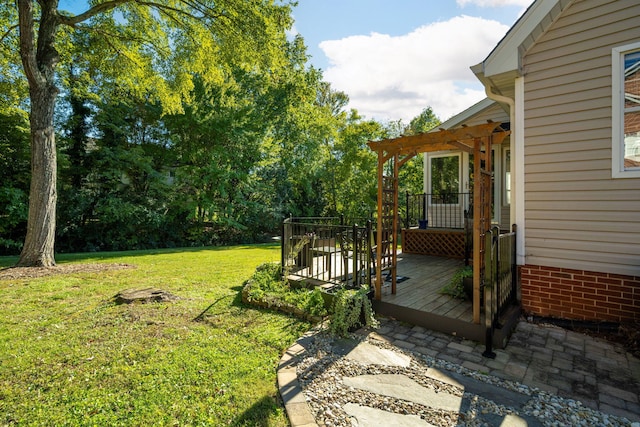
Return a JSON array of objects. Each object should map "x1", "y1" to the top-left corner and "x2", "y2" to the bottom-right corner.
[{"x1": 485, "y1": 83, "x2": 525, "y2": 266}]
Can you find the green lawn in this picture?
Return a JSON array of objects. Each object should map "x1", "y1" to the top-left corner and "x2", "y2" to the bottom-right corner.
[{"x1": 0, "y1": 244, "x2": 310, "y2": 426}]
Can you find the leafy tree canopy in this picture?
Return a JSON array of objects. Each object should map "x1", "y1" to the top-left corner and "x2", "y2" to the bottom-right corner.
[{"x1": 2, "y1": 0, "x2": 297, "y2": 265}]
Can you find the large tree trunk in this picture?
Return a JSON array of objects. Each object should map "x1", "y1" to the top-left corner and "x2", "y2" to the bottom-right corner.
[
  {"x1": 18, "y1": 86, "x2": 58, "y2": 267},
  {"x1": 16, "y1": 0, "x2": 59, "y2": 267}
]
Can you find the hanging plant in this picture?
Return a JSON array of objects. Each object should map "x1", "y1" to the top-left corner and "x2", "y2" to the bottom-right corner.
[{"x1": 329, "y1": 285, "x2": 378, "y2": 337}]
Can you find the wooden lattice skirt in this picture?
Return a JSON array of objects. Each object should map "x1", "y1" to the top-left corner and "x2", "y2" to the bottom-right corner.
[{"x1": 401, "y1": 228, "x2": 465, "y2": 258}]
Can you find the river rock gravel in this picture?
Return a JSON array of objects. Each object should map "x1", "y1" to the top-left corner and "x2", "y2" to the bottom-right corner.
[{"x1": 295, "y1": 330, "x2": 635, "y2": 427}]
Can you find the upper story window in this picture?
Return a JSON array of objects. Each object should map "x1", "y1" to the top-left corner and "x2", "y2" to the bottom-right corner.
[{"x1": 612, "y1": 42, "x2": 640, "y2": 178}]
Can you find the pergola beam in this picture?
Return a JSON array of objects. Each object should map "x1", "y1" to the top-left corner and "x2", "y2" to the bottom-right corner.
[{"x1": 367, "y1": 122, "x2": 508, "y2": 157}]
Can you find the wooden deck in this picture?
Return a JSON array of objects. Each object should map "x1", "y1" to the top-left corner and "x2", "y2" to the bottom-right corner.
[
  {"x1": 287, "y1": 248, "x2": 519, "y2": 347},
  {"x1": 381, "y1": 253, "x2": 472, "y2": 322},
  {"x1": 373, "y1": 252, "x2": 487, "y2": 343},
  {"x1": 287, "y1": 249, "x2": 473, "y2": 323},
  {"x1": 374, "y1": 251, "x2": 521, "y2": 347}
]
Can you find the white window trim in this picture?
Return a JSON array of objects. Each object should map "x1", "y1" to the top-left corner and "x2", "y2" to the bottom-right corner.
[
  {"x1": 427, "y1": 152, "x2": 462, "y2": 205},
  {"x1": 502, "y1": 146, "x2": 511, "y2": 207},
  {"x1": 612, "y1": 41, "x2": 640, "y2": 179}
]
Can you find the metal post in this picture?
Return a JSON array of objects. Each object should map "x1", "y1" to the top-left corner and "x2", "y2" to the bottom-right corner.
[
  {"x1": 483, "y1": 226, "x2": 498, "y2": 359},
  {"x1": 405, "y1": 192, "x2": 410, "y2": 229},
  {"x1": 366, "y1": 220, "x2": 372, "y2": 288},
  {"x1": 512, "y1": 224, "x2": 519, "y2": 304},
  {"x1": 422, "y1": 193, "x2": 427, "y2": 227},
  {"x1": 496, "y1": 230, "x2": 501, "y2": 319},
  {"x1": 281, "y1": 218, "x2": 286, "y2": 271},
  {"x1": 352, "y1": 223, "x2": 358, "y2": 287}
]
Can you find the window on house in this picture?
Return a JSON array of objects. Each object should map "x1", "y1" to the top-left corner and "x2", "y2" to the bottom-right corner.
[
  {"x1": 612, "y1": 42, "x2": 640, "y2": 178},
  {"x1": 430, "y1": 154, "x2": 459, "y2": 204},
  {"x1": 504, "y1": 149, "x2": 511, "y2": 205}
]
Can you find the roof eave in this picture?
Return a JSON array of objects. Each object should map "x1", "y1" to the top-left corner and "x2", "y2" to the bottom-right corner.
[
  {"x1": 477, "y1": 0, "x2": 574, "y2": 81},
  {"x1": 433, "y1": 98, "x2": 497, "y2": 131}
]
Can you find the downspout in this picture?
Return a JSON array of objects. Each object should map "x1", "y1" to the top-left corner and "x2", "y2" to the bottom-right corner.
[
  {"x1": 485, "y1": 84, "x2": 515, "y2": 229},
  {"x1": 484, "y1": 84, "x2": 524, "y2": 266},
  {"x1": 485, "y1": 85, "x2": 514, "y2": 123}
]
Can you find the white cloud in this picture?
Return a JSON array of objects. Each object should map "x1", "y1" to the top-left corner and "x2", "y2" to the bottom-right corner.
[
  {"x1": 319, "y1": 15, "x2": 509, "y2": 122},
  {"x1": 456, "y1": 0, "x2": 531, "y2": 6},
  {"x1": 286, "y1": 23, "x2": 299, "y2": 40}
]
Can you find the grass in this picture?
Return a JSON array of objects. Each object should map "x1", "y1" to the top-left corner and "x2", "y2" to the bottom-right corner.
[{"x1": 0, "y1": 244, "x2": 311, "y2": 426}]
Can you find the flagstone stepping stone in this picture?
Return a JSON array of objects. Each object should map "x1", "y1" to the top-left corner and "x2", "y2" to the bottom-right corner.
[
  {"x1": 343, "y1": 373, "x2": 462, "y2": 412},
  {"x1": 343, "y1": 403, "x2": 436, "y2": 427},
  {"x1": 333, "y1": 340, "x2": 411, "y2": 367}
]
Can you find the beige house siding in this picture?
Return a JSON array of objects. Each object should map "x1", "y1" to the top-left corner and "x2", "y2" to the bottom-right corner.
[{"x1": 522, "y1": 0, "x2": 640, "y2": 277}]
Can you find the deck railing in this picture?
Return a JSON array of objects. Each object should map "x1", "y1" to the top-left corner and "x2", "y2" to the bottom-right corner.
[
  {"x1": 483, "y1": 224, "x2": 518, "y2": 357},
  {"x1": 405, "y1": 192, "x2": 471, "y2": 229},
  {"x1": 281, "y1": 217, "x2": 373, "y2": 287}
]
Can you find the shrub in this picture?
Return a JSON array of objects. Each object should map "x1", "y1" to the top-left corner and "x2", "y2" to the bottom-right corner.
[
  {"x1": 242, "y1": 262, "x2": 327, "y2": 321},
  {"x1": 440, "y1": 265, "x2": 473, "y2": 300}
]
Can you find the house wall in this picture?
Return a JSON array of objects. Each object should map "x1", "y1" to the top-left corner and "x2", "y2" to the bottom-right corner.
[{"x1": 521, "y1": 0, "x2": 640, "y2": 321}]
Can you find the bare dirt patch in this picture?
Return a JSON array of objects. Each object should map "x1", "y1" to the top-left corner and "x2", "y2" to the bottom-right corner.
[{"x1": 0, "y1": 263, "x2": 136, "y2": 280}]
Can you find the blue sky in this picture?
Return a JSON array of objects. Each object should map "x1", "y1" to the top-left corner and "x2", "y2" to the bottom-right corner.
[
  {"x1": 59, "y1": 0, "x2": 531, "y2": 122},
  {"x1": 291, "y1": 0, "x2": 531, "y2": 122},
  {"x1": 291, "y1": 0, "x2": 526, "y2": 71}
]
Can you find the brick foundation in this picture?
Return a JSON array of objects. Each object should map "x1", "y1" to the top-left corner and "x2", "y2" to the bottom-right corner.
[{"x1": 520, "y1": 265, "x2": 640, "y2": 322}]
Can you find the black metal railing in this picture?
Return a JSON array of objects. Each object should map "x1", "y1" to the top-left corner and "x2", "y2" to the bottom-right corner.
[
  {"x1": 281, "y1": 217, "x2": 374, "y2": 287},
  {"x1": 405, "y1": 192, "x2": 471, "y2": 229},
  {"x1": 483, "y1": 224, "x2": 518, "y2": 358}
]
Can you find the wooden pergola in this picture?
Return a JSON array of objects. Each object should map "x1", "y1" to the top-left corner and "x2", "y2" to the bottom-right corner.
[{"x1": 367, "y1": 122, "x2": 510, "y2": 324}]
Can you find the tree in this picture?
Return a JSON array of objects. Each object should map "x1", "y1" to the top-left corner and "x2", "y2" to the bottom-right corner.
[
  {"x1": 399, "y1": 107, "x2": 441, "y2": 195},
  {"x1": 0, "y1": 108, "x2": 31, "y2": 254},
  {"x1": 331, "y1": 110, "x2": 386, "y2": 219},
  {"x1": 5, "y1": 0, "x2": 293, "y2": 266}
]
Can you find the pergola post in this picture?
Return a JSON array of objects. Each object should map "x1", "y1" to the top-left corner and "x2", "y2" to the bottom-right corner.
[
  {"x1": 375, "y1": 151, "x2": 384, "y2": 300},
  {"x1": 473, "y1": 138, "x2": 482, "y2": 324},
  {"x1": 391, "y1": 154, "x2": 399, "y2": 294}
]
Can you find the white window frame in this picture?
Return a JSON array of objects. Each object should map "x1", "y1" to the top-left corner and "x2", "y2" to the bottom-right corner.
[
  {"x1": 503, "y1": 147, "x2": 511, "y2": 207},
  {"x1": 612, "y1": 41, "x2": 640, "y2": 178},
  {"x1": 427, "y1": 152, "x2": 462, "y2": 204}
]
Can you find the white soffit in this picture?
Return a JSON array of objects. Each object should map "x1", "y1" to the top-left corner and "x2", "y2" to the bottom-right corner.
[{"x1": 433, "y1": 98, "x2": 497, "y2": 130}]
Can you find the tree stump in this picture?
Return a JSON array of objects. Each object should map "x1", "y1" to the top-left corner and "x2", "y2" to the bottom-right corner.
[{"x1": 113, "y1": 288, "x2": 179, "y2": 304}]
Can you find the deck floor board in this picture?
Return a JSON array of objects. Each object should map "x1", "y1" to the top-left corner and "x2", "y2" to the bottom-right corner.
[{"x1": 382, "y1": 253, "x2": 472, "y2": 322}]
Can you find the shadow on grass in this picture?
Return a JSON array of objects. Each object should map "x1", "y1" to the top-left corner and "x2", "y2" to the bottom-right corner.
[
  {"x1": 231, "y1": 394, "x2": 283, "y2": 427},
  {"x1": 0, "y1": 242, "x2": 280, "y2": 268},
  {"x1": 192, "y1": 291, "x2": 244, "y2": 322},
  {"x1": 196, "y1": 285, "x2": 307, "y2": 327}
]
